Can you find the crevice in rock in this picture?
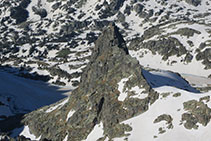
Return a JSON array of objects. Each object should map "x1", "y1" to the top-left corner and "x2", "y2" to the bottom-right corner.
[{"x1": 97, "y1": 97, "x2": 104, "y2": 116}]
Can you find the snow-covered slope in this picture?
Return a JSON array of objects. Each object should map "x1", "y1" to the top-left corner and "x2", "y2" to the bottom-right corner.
[
  {"x1": 86, "y1": 70, "x2": 211, "y2": 141},
  {"x1": 0, "y1": 0, "x2": 210, "y2": 87},
  {"x1": 0, "y1": 0, "x2": 211, "y2": 140},
  {"x1": 0, "y1": 70, "x2": 69, "y2": 121}
]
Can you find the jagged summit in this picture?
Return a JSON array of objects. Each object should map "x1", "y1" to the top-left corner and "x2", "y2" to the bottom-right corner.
[
  {"x1": 93, "y1": 22, "x2": 129, "y2": 57},
  {"x1": 23, "y1": 24, "x2": 157, "y2": 141},
  {"x1": 1, "y1": 0, "x2": 211, "y2": 140}
]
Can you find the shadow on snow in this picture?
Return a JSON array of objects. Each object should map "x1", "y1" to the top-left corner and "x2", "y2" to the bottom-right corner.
[
  {"x1": 142, "y1": 69, "x2": 200, "y2": 93},
  {"x1": 0, "y1": 66, "x2": 70, "y2": 137}
]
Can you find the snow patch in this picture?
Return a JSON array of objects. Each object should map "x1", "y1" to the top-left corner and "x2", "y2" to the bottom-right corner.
[
  {"x1": 63, "y1": 134, "x2": 68, "y2": 141},
  {"x1": 117, "y1": 76, "x2": 132, "y2": 101},
  {"x1": 20, "y1": 126, "x2": 41, "y2": 140},
  {"x1": 85, "y1": 122, "x2": 104, "y2": 141},
  {"x1": 129, "y1": 86, "x2": 147, "y2": 99},
  {"x1": 66, "y1": 110, "x2": 75, "y2": 121},
  {"x1": 46, "y1": 97, "x2": 69, "y2": 113}
]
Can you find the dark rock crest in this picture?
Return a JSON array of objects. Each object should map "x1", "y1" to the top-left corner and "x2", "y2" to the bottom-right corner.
[{"x1": 23, "y1": 23, "x2": 158, "y2": 140}]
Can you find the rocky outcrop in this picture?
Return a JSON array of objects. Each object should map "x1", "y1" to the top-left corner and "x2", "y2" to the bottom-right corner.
[
  {"x1": 182, "y1": 99, "x2": 211, "y2": 129},
  {"x1": 154, "y1": 114, "x2": 173, "y2": 129},
  {"x1": 10, "y1": 0, "x2": 31, "y2": 24},
  {"x1": 184, "y1": 0, "x2": 201, "y2": 6},
  {"x1": 130, "y1": 37, "x2": 187, "y2": 61},
  {"x1": 32, "y1": 6, "x2": 47, "y2": 18},
  {"x1": 23, "y1": 23, "x2": 158, "y2": 140},
  {"x1": 196, "y1": 48, "x2": 211, "y2": 69},
  {"x1": 98, "y1": 0, "x2": 125, "y2": 19}
]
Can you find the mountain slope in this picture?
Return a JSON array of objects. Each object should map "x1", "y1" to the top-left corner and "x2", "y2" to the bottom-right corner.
[
  {"x1": 0, "y1": 69, "x2": 70, "y2": 134},
  {"x1": 0, "y1": 0, "x2": 211, "y2": 88},
  {"x1": 0, "y1": 0, "x2": 211, "y2": 140},
  {"x1": 21, "y1": 23, "x2": 158, "y2": 140},
  {"x1": 17, "y1": 24, "x2": 211, "y2": 141}
]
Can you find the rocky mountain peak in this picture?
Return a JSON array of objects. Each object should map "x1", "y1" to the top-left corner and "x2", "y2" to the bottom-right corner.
[
  {"x1": 93, "y1": 22, "x2": 129, "y2": 57},
  {"x1": 1, "y1": 0, "x2": 211, "y2": 140},
  {"x1": 23, "y1": 24, "x2": 158, "y2": 141}
]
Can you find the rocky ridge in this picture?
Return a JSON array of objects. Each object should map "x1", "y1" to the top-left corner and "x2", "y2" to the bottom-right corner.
[
  {"x1": 23, "y1": 23, "x2": 158, "y2": 141},
  {"x1": 0, "y1": 0, "x2": 211, "y2": 140},
  {"x1": 0, "y1": 0, "x2": 211, "y2": 88}
]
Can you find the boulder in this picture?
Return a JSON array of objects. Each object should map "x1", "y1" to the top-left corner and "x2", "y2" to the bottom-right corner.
[
  {"x1": 10, "y1": 6, "x2": 29, "y2": 24},
  {"x1": 32, "y1": 6, "x2": 47, "y2": 18},
  {"x1": 184, "y1": 0, "x2": 201, "y2": 6},
  {"x1": 134, "y1": 3, "x2": 144, "y2": 14}
]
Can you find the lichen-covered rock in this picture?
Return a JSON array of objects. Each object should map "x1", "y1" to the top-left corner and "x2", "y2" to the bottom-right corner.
[
  {"x1": 138, "y1": 37, "x2": 187, "y2": 61},
  {"x1": 154, "y1": 114, "x2": 173, "y2": 129},
  {"x1": 182, "y1": 99, "x2": 211, "y2": 129},
  {"x1": 98, "y1": 0, "x2": 125, "y2": 19},
  {"x1": 173, "y1": 92, "x2": 181, "y2": 97},
  {"x1": 184, "y1": 53, "x2": 193, "y2": 63},
  {"x1": 133, "y1": 3, "x2": 144, "y2": 14},
  {"x1": 154, "y1": 114, "x2": 173, "y2": 123},
  {"x1": 22, "y1": 23, "x2": 157, "y2": 140},
  {"x1": 196, "y1": 48, "x2": 211, "y2": 69},
  {"x1": 172, "y1": 27, "x2": 201, "y2": 38},
  {"x1": 32, "y1": 6, "x2": 47, "y2": 18}
]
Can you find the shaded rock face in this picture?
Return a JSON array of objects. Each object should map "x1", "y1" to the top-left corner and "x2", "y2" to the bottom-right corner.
[
  {"x1": 98, "y1": 0, "x2": 125, "y2": 19},
  {"x1": 196, "y1": 48, "x2": 211, "y2": 69},
  {"x1": 130, "y1": 37, "x2": 187, "y2": 61},
  {"x1": 23, "y1": 24, "x2": 158, "y2": 140},
  {"x1": 184, "y1": 0, "x2": 201, "y2": 6},
  {"x1": 10, "y1": 0, "x2": 31, "y2": 24},
  {"x1": 32, "y1": 6, "x2": 47, "y2": 18},
  {"x1": 182, "y1": 99, "x2": 211, "y2": 129}
]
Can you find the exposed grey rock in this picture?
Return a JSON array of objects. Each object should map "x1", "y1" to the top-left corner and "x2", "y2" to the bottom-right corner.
[
  {"x1": 184, "y1": 53, "x2": 193, "y2": 63},
  {"x1": 10, "y1": 6, "x2": 29, "y2": 24},
  {"x1": 196, "y1": 48, "x2": 211, "y2": 69},
  {"x1": 19, "y1": 0, "x2": 31, "y2": 9},
  {"x1": 187, "y1": 40, "x2": 194, "y2": 47},
  {"x1": 154, "y1": 114, "x2": 173, "y2": 129},
  {"x1": 130, "y1": 0, "x2": 137, "y2": 5},
  {"x1": 134, "y1": 3, "x2": 144, "y2": 14},
  {"x1": 131, "y1": 37, "x2": 187, "y2": 61},
  {"x1": 172, "y1": 27, "x2": 201, "y2": 38},
  {"x1": 22, "y1": 23, "x2": 157, "y2": 140},
  {"x1": 99, "y1": 0, "x2": 125, "y2": 19},
  {"x1": 199, "y1": 42, "x2": 206, "y2": 50},
  {"x1": 32, "y1": 6, "x2": 47, "y2": 18},
  {"x1": 94, "y1": 20, "x2": 110, "y2": 30},
  {"x1": 158, "y1": 127, "x2": 166, "y2": 134},
  {"x1": 173, "y1": 92, "x2": 181, "y2": 97},
  {"x1": 124, "y1": 4, "x2": 131, "y2": 15},
  {"x1": 199, "y1": 96, "x2": 210, "y2": 103},
  {"x1": 51, "y1": 2, "x2": 61, "y2": 10},
  {"x1": 117, "y1": 12, "x2": 125, "y2": 23},
  {"x1": 95, "y1": 4, "x2": 102, "y2": 11},
  {"x1": 60, "y1": 21, "x2": 91, "y2": 33},
  {"x1": 184, "y1": 0, "x2": 201, "y2": 6},
  {"x1": 182, "y1": 99, "x2": 211, "y2": 129}
]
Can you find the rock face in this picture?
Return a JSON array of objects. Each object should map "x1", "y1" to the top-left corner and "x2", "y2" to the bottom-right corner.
[
  {"x1": 130, "y1": 37, "x2": 187, "y2": 61},
  {"x1": 23, "y1": 23, "x2": 158, "y2": 140},
  {"x1": 182, "y1": 99, "x2": 211, "y2": 129},
  {"x1": 10, "y1": 0, "x2": 31, "y2": 24},
  {"x1": 196, "y1": 48, "x2": 211, "y2": 69},
  {"x1": 184, "y1": 0, "x2": 201, "y2": 6}
]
